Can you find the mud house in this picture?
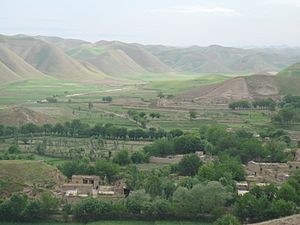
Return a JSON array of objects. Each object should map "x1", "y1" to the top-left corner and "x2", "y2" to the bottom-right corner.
[
  {"x1": 246, "y1": 161, "x2": 300, "y2": 184},
  {"x1": 61, "y1": 175, "x2": 128, "y2": 203},
  {"x1": 71, "y1": 175, "x2": 101, "y2": 189}
]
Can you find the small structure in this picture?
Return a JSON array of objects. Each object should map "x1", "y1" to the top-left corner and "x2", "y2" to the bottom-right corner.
[
  {"x1": 236, "y1": 181, "x2": 249, "y2": 196},
  {"x1": 71, "y1": 175, "x2": 101, "y2": 189},
  {"x1": 246, "y1": 161, "x2": 300, "y2": 184},
  {"x1": 61, "y1": 175, "x2": 128, "y2": 203}
]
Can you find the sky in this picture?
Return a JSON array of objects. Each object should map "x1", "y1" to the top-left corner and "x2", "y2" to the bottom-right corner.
[{"x1": 0, "y1": 0, "x2": 300, "y2": 47}]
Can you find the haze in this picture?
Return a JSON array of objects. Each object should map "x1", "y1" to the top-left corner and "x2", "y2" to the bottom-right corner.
[{"x1": 1, "y1": 0, "x2": 300, "y2": 47}]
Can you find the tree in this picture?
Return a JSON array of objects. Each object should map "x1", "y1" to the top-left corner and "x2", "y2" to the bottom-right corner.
[
  {"x1": 102, "y1": 96, "x2": 112, "y2": 103},
  {"x1": 113, "y1": 150, "x2": 131, "y2": 166},
  {"x1": 144, "y1": 138, "x2": 174, "y2": 156},
  {"x1": 21, "y1": 200, "x2": 43, "y2": 222},
  {"x1": 0, "y1": 193, "x2": 28, "y2": 221},
  {"x1": 229, "y1": 101, "x2": 251, "y2": 110},
  {"x1": 144, "y1": 175, "x2": 163, "y2": 197},
  {"x1": 73, "y1": 198, "x2": 113, "y2": 221},
  {"x1": 95, "y1": 159, "x2": 119, "y2": 182},
  {"x1": 189, "y1": 110, "x2": 197, "y2": 120},
  {"x1": 40, "y1": 192, "x2": 59, "y2": 215},
  {"x1": 174, "y1": 134, "x2": 204, "y2": 154},
  {"x1": 178, "y1": 154, "x2": 202, "y2": 176},
  {"x1": 214, "y1": 214, "x2": 241, "y2": 225},
  {"x1": 88, "y1": 102, "x2": 93, "y2": 110},
  {"x1": 125, "y1": 190, "x2": 151, "y2": 214},
  {"x1": 278, "y1": 183, "x2": 297, "y2": 203},
  {"x1": 8, "y1": 144, "x2": 20, "y2": 154},
  {"x1": 131, "y1": 151, "x2": 146, "y2": 164}
]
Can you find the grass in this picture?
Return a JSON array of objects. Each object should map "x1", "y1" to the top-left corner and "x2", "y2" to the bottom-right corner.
[
  {"x1": 0, "y1": 160, "x2": 63, "y2": 195},
  {"x1": 145, "y1": 74, "x2": 230, "y2": 94}
]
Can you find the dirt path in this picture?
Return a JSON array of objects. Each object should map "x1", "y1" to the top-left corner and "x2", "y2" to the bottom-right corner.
[{"x1": 65, "y1": 88, "x2": 130, "y2": 98}]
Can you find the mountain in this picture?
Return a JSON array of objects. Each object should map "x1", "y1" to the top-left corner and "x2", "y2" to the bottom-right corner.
[
  {"x1": 1, "y1": 34, "x2": 300, "y2": 84},
  {"x1": 0, "y1": 44, "x2": 45, "y2": 83},
  {"x1": 145, "y1": 45, "x2": 300, "y2": 74},
  {"x1": 87, "y1": 49, "x2": 147, "y2": 76},
  {"x1": 0, "y1": 35, "x2": 107, "y2": 80},
  {"x1": 278, "y1": 61, "x2": 300, "y2": 77},
  {"x1": 67, "y1": 41, "x2": 171, "y2": 76},
  {"x1": 35, "y1": 35, "x2": 89, "y2": 51}
]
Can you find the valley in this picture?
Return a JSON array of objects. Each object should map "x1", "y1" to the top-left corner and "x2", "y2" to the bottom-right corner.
[{"x1": 1, "y1": 34, "x2": 300, "y2": 225}]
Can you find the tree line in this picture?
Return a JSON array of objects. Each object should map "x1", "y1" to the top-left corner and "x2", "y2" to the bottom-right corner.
[
  {"x1": 272, "y1": 95, "x2": 300, "y2": 125},
  {"x1": 229, "y1": 98, "x2": 276, "y2": 110},
  {"x1": 0, "y1": 119, "x2": 183, "y2": 141}
]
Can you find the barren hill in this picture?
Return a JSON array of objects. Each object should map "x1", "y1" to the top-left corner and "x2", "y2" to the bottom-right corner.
[
  {"x1": 146, "y1": 45, "x2": 300, "y2": 74},
  {"x1": 0, "y1": 106, "x2": 54, "y2": 126},
  {"x1": 87, "y1": 49, "x2": 147, "y2": 76},
  {"x1": 0, "y1": 160, "x2": 65, "y2": 197},
  {"x1": 0, "y1": 44, "x2": 45, "y2": 83},
  {"x1": 177, "y1": 75, "x2": 281, "y2": 104},
  {"x1": 67, "y1": 40, "x2": 171, "y2": 76},
  {"x1": 0, "y1": 35, "x2": 108, "y2": 80}
]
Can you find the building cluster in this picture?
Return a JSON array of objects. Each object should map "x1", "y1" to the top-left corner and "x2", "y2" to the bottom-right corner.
[
  {"x1": 237, "y1": 151, "x2": 300, "y2": 195},
  {"x1": 61, "y1": 175, "x2": 129, "y2": 203}
]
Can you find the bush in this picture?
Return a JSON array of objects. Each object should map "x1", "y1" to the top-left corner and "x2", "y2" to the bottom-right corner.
[
  {"x1": 214, "y1": 214, "x2": 241, "y2": 225},
  {"x1": 8, "y1": 144, "x2": 20, "y2": 154},
  {"x1": 113, "y1": 150, "x2": 131, "y2": 166},
  {"x1": 178, "y1": 154, "x2": 202, "y2": 176}
]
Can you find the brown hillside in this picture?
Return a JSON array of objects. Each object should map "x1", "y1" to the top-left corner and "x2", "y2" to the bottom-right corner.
[
  {"x1": 0, "y1": 106, "x2": 54, "y2": 126},
  {"x1": 177, "y1": 75, "x2": 280, "y2": 104},
  {"x1": 0, "y1": 36, "x2": 107, "y2": 80},
  {"x1": 0, "y1": 44, "x2": 45, "y2": 83},
  {"x1": 0, "y1": 160, "x2": 65, "y2": 197},
  {"x1": 95, "y1": 41, "x2": 171, "y2": 73},
  {"x1": 87, "y1": 49, "x2": 147, "y2": 76}
]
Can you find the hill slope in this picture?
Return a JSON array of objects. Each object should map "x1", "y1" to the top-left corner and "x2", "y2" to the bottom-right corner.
[
  {"x1": 0, "y1": 35, "x2": 108, "y2": 80},
  {"x1": 146, "y1": 45, "x2": 300, "y2": 74},
  {"x1": 67, "y1": 41, "x2": 171, "y2": 76},
  {"x1": 177, "y1": 70, "x2": 300, "y2": 104},
  {"x1": 0, "y1": 160, "x2": 65, "y2": 197},
  {"x1": 87, "y1": 49, "x2": 147, "y2": 76},
  {"x1": 0, "y1": 106, "x2": 54, "y2": 126},
  {"x1": 0, "y1": 44, "x2": 45, "y2": 83},
  {"x1": 278, "y1": 61, "x2": 300, "y2": 77}
]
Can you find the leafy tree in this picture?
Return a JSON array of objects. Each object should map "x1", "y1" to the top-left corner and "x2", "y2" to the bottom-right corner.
[
  {"x1": 40, "y1": 192, "x2": 59, "y2": 215},
  {"x1": 144, "y1": 138, "x2": 174, "y2": 156},
  {"x1": 125, "y1": 190, "x2": 151, "y2": 214},
  {"x1": 189, "y1": 110, "x2": 197, "y2": 120},
  {"x1": 8, "y1": 144, "x2": 20, "y2": 154},
  {"x1": 73, "y1": 198, "x2": 113, "y2": 220},
  {"x1": 113, "y1": 150, "x2": 131, "y2": 166},
  {"x1": 0, "y1": 193, "x2": 28, "y2": 221},
  {"x1": 178, "y1": 154, "x2": 202, "y2": 176},
  {"x1": 278, "y1": 183, "x2": 297, "y2": 203},
  {"x1": 88, "y1": 102, "x2": 93, "y2": 110},
  {"x1": 144, "y1": 175, "x2": 162, "y2": 197},
  {"x1": 95, "y1": 159, "x2": 119, "y2": 182},
  {"x1": 229, "y1": 100, "x2": 251, "y2": 110},
  {"x1": 21, "y1": 200, "x2": 43, "y2": 222},
  {"x1": 174, "y1": 134, "x2": 204, "y2": 154},
  {"x1": 161, "y1": 178, "x2": 176, "y2": 199},
  {"x1": 131, "y1": 151, "x2": 146, "y2": 164}
]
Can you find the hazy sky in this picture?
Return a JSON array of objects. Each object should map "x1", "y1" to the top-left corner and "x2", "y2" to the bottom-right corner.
[{"x1": 0, "y1": 0, "x2": 300, "y2": 46}]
